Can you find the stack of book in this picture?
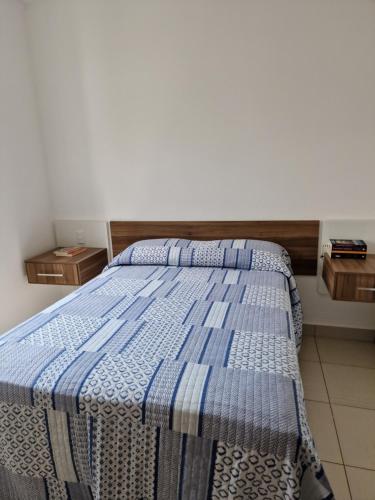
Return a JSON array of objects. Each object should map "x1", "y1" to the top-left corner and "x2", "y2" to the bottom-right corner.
[
  {"x1": 328, "y1": 239, "x2": 367, "y2": 260},
  {"x1": 53, "y1": 247, "x2": 88, "y2": 258}
]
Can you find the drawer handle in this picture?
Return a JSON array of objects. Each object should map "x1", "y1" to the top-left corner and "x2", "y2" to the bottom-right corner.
[
  {"x1": 357, "y1": 287, "x2": 375, "y2": 292},
  {"x1": 37, "y1": 273, "x2": 64, "y2": 277}
]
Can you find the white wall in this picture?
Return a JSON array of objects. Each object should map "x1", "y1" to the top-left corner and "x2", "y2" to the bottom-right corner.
[
  {"x1": 0, "y1": 0, "x2": 61, "y2": 334},
  {"x1": 24, "y1": 0, "x2": 375, "y2": 329},
  {"x1": 27, "y1": 0, "x2": 375, "y2": 220}
]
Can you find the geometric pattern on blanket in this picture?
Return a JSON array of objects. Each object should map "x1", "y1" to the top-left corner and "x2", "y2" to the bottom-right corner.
[{"x1": 0, "y1": 239, "x2": 333, "y2": 499}]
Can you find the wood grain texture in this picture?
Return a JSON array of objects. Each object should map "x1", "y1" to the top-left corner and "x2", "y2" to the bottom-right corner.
[
  {"x1": 25, "y1": 248, "x2": 108, "y2": 286},
  {"x1": 323, "y1": 253, "x2": 375, "y2": 302},
  {"x1": 110, "y1": 220, "x2": 320, "y2": 275}
]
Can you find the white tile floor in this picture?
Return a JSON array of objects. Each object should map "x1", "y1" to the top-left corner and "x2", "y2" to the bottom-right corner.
[{"x1": 299, "y1": 329, "x2": 375, "y2": 500}]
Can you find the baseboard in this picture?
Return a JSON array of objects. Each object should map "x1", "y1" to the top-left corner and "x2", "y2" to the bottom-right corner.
[{"x1": 303, "y1": 324, "x2": 375, "y2": 342}]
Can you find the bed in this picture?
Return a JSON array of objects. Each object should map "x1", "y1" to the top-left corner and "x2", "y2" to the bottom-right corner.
[{"x1": 0, "y1": 221, "x2": 333, "y2": 499}]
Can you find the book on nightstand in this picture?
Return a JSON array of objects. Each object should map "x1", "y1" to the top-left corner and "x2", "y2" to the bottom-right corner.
[
  {"x1": 53, "y1": 247, "x2": 88, "y2": 257},
  {"x1": 327, "y1": 239, "x2": 367, "y2": 259}
]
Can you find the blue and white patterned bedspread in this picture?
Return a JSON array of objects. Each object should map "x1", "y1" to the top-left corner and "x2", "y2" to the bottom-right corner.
[{"x1": 0, "y1": 239, "x2": 333, "y2": 499}]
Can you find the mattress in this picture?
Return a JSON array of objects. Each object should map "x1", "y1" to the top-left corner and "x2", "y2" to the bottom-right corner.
[{"x1": 0, "y1": 238, "x2": 333, "y2": 499}]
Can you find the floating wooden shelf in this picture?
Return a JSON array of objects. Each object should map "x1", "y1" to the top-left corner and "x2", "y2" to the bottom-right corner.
[{"x1": 25, "y1": 248, "x2": 108, "y2": 286}]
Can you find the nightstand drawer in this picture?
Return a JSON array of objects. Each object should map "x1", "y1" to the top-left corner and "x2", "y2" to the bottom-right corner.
[
  {"x1": 335, "y1": 274, "x2": 375, "y2": 302},
  {"x1": 25, "y1": 248, "x2": 108, "y2": 286},
  {"x1": 26, "y1": 262, "x2": 79, "y2": 285},
  {"x1": 323, "y1": 253, "x2": 375, "y2": 302}
]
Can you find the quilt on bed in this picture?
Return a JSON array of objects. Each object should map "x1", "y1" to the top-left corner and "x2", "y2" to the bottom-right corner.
[{"x1": 0, "y1": 238, "x2": 332, "y2": 499}]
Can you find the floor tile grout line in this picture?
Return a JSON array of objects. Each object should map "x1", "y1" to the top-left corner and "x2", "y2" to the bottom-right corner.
[
  {"x1": 321, "y1": 459, "x2": 345, "y2": 466},
  {"x1": 344, "y1": 464, "x2": 375, "y2": 473},
  {"x1": 312, "y1": 331, "x2": 375, "y2": 344},
  {"x1": 329, "y1": 402, "x2": 375, "y2": 412},
  {"x1": 313, "y1": 335, "x2": 353, "y2": 500},
  {"x1": 314, "y1": 333, "x2": 375, "y2": 344},
  {"x1": 305, "y1": 398, "x2": 375, "y2": 413},
  {"x1": 308, "y1": 322, "x2": 375, "y2": 338},
  {"x1": 299, "y1": 357, "x2": 375, "y2": 371},
  {"x1": 304, "y1": 398, "x2": 330, "y2": 405},
  {"x1": 321, "y1": 360, "x2": 375, "y2": 371},
  {"x1": 323, "y1": 458, "x2": 375, "y2": 473}
]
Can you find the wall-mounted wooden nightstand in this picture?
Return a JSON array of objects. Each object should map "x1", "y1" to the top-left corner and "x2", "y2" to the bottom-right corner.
[
  {"x1": 323, "y1": 253, "x2": 375, "y2": 302},
  {"x1": 25, "y1": 248, "x2": 108, "y2": 286}
]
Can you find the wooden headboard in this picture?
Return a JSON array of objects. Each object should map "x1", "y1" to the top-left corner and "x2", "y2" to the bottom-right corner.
[{"x1": 110, "y1": 220, "x2": 320, "y2": 275}]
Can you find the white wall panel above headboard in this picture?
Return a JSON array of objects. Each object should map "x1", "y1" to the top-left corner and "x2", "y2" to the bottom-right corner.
[
  {"x1": 27, "y1": 0, "x2": 375, "y2": 221},
  {"x1": 54, "y1": 220, "x2": 109, "y2": 253}
]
